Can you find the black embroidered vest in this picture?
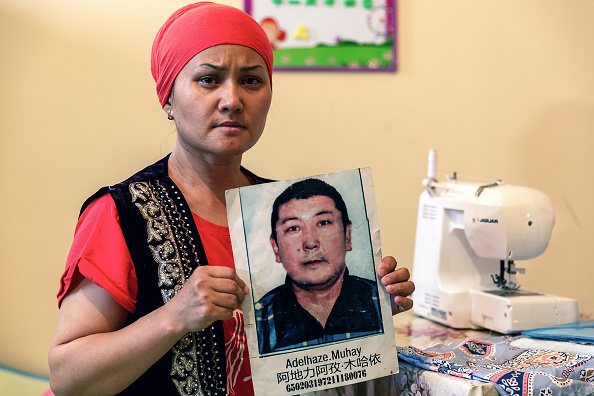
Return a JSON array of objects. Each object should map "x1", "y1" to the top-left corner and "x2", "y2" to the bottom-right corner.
[{"x1": 80, "y1": 155, "x2": 269, "y2": 395}]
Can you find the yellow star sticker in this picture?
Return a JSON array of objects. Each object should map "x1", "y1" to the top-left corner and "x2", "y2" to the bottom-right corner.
[{"x1": 294, "y1": 25, "x2": 309, "y2": 40}]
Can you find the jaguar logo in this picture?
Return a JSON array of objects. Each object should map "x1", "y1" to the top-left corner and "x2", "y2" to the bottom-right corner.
[{"x1": 473, "y1": 218, "x2": 499, "y2": 224}]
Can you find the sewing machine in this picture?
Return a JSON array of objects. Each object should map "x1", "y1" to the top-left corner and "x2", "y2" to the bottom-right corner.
[{"x1": 411, "y1": 149, "x2": 579, "y2": 334}]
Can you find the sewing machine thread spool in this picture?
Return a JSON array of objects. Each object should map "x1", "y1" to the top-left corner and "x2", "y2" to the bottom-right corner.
[{"x1": 427, "y1": 148, "x2": 437, "y2": 181}]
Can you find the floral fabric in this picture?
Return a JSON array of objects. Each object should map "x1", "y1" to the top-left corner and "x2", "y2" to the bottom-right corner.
[{"x1": 397, "y1": 336, "x2": 594, "y2": 396}]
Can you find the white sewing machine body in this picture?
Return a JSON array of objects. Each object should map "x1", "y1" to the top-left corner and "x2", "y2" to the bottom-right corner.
[{"x1": 412, "y1": 167, "x2": 579, "y2": 334}]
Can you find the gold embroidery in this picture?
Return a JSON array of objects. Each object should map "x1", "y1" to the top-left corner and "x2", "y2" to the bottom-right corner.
[
  {"x1": 172, "y1": 333, "x2": 203, "y2": 396},
  {"x1": 130, "y1": 182, "x2": 184, "y2": 300},
  {"x1": 129, "y1": 181, "x2": 206, "y2": 396}
]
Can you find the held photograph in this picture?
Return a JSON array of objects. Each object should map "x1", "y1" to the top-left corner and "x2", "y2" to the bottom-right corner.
[{"x1": 226, "y1": 168, "x2": 398, "y2": 395}]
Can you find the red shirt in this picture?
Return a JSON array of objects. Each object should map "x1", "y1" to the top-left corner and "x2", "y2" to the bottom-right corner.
[{"x1": 57, "y1": 194, "x2": 253, "y2": 396}]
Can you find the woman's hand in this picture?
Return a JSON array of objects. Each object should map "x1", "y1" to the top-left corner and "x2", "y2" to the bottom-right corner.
[
  {"x1": 165, "y1": 266, "x2": 249, "y2": 334},
  {"x1": 377, "y1": 256, "x2": 415, "y2": 315}
]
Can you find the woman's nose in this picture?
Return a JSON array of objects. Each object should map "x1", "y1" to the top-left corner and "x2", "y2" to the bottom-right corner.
[{"x1": 218, "y1": 82, "x2": 243, "y2": 114}]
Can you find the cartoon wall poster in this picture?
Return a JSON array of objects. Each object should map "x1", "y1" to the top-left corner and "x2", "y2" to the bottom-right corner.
[
  {"x1": 244, "y1": 0, "x2": 396, "y2": 71},
  {"x1": 226, "y1": 168, "x2": 398, "y2": 395}
]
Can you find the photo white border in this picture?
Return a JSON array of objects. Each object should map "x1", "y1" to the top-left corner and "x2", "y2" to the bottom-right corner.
[{"x1": 226, "y1": 168, "x2": 398, "y2": 395}]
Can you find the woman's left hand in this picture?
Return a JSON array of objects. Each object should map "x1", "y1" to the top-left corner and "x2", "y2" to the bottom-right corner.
[{"x1": 377, "y1": 256, "x2": 415, "y2": 315}]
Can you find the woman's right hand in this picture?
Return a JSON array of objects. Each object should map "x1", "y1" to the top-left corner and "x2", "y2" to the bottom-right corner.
[{"x1": 165, "y1": 266, "x2": 249, "y2": 334}]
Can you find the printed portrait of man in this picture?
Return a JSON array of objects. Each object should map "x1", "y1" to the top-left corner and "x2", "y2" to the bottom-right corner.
[{"x1": 254, "y1": 178, "x2": 383, "y2": 354}]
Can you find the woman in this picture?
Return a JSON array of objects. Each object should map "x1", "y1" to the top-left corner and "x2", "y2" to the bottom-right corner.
[{"x1": 48, "y1": 3, "x2": 414, "y2": 396}]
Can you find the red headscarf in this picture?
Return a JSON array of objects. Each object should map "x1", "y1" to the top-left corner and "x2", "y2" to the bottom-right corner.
[{"x1": 151, "y1": 2, "x2": 273, "y2": 108}]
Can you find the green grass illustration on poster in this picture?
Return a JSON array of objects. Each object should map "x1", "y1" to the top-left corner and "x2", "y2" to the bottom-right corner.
[{"x1": 244, "y1": 0, "x2": 396, "y2": 72}]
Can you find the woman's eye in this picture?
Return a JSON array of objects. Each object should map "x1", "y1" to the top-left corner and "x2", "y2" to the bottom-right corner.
[
  {"x1": 243, "y1": 76, "x2": 261, "y2": 85},
  {"x1": 285, "y1": 225, "x2": 299, "y2": 233},
  {"x1": 199, "y1": 76, "x2": 217, "y2": 85},
  {"x1": 319, "y1": 220, "x2": 332, "y2": 226}
]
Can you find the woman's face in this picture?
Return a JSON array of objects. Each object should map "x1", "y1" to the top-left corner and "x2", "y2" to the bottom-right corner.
[{"x1": 164, "y1": 44, "x2": 272, "y2": 161}]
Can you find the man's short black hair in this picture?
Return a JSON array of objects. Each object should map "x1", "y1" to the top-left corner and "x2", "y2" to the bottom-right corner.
[{"x1": 270, "y1": 178, "x2": 350, "y2": 243}]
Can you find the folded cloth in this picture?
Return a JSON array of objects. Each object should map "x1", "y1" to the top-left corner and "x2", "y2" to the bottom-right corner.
[
  {"x1": 397, "y1": 337, "x2": 594, "y2": 396},
  {"x1": 511, "y1": 336, "x2": 594, "y2": 357},
  {"x1": 522, "y1": 320, "x2": 594, "y2": 345}
]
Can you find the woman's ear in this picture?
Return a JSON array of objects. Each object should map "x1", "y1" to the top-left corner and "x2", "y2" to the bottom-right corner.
[{"x1": 163, "y1": 102, "x2": 173, "y2": 120}]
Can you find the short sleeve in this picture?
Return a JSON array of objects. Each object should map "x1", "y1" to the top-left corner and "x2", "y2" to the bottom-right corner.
[{"x1": 57, "y1": 193, "x2": 137, "y2": 312}]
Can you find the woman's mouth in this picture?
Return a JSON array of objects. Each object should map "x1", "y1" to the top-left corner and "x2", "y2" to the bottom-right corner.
[{"x1": 217, "y1": 121, "x2": 244, "y2": 129}]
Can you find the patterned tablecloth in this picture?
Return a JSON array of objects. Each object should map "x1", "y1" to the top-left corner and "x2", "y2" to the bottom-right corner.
[
  {"x1": 391, "y1": 311, "x2": 502, "y2": 396},
  {"x1": 305, "y1": 310, "x2": 594, "y2": 396}
]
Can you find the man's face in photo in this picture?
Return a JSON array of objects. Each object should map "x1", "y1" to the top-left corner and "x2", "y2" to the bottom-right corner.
[{"x1": 270, "y1": 195, "x2": 352, "y2": 290}]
